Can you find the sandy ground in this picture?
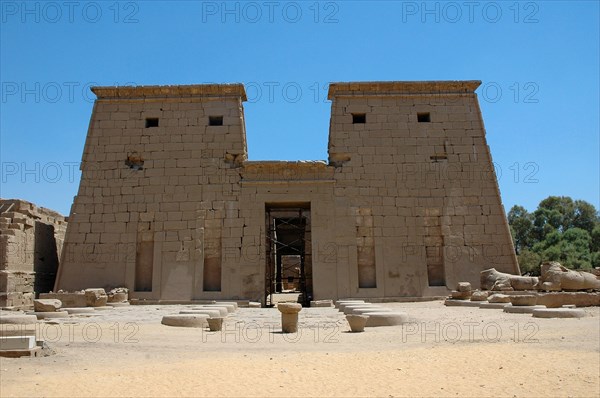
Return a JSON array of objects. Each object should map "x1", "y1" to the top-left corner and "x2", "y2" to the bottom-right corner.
[{"x1": 1, "y1": 301, "x2": 599, "y2": 398}]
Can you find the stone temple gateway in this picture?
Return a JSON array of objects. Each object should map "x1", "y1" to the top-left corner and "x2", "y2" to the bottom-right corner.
[{"x1": 55, "y1": 81, "x2": 519, "y2": 305}]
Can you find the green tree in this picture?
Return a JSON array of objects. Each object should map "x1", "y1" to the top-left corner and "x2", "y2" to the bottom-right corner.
[
  {"x1": 507, "y1": 205, "x2": 533, "y2": 254},
  {"x1": 573, "y1": 200, "x2": 600, "y2": 234},
  {"x1": 591, "y1": 224, "x2": 600, "y2": 253},
  {"x1": 517, "y1": 249, "x2": 542, "y2": 275},
  {"x1": 508, "y1": 196, "x2": 599, "y2": 273},
  {"x1": 532, "y1": 228, "x2": 593, "y2": 269}
]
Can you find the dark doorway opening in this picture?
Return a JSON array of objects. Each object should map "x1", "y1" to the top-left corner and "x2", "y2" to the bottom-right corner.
[
  {"x1": 33, "y1": 222, "x2": 59, "y2": 297},
  {"x1": 265, "y1": 204, "x2": 312, "y2": 307}
]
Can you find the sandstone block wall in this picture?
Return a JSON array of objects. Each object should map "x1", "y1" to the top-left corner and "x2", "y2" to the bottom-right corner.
[
  {"x1": 327, "y1": 81, "x2": 519, "y2": 299},
  {"x1": 0, "y1": 199, "x2": 67, "y2": 308},
  {"x1": 55, "y1": 81, "x2": 519, "y2": 304}
]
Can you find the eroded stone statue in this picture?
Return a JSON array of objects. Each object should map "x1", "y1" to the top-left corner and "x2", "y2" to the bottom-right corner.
[
  {"x1": 480, "y1": 268, "x2": 538, "y2": 291},
  {"x1": 537, "y1": 261, "x2": 600, "y2": 291}
]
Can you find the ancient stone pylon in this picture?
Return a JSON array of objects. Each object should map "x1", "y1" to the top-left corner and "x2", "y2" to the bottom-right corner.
[{"x1": 54, "y1": 81, "x2": 519, "y2": 304}]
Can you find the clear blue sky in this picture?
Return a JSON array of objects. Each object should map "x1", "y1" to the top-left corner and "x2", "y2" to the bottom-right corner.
[{"x1": 1, "y1": 1, "x2": 598, "y2": 216}]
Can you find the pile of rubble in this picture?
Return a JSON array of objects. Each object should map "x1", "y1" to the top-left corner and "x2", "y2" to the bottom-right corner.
[
  {"x1": 0, "y1": 287, "x2": 129, "y2": 357},
  {"x1": 445, "y1": 261, "x2": 599, "y2": 318}
]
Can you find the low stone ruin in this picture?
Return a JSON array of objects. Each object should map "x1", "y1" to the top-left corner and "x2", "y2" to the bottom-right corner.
[
  {"x1": 161, "y1": 301, "x2": 238, "y2": 329},
  {"x1": 40, "y1": 287, "x2": 129, "y2": 308},
  {"x1": 337, "y1": 300, "x2": 410, "y2": 328},
  {"x1": 537, "y1": 262, "x2": 600, "y2": 291},
  {"x1": 445, "y1": 261, "x2": 600, "y2": 314},
  {"x1": 0, "y1": 199, "x2": 67, "y2": 309},
  {"x1": 480, "y1": 269, "x2": 538, "y2": 291}
]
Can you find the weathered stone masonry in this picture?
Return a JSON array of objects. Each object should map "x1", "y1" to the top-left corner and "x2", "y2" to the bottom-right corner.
[
  {"x1": 0, "y1": 199, "x2": 67, "y2": 308},
  {"x1": 55, "y1": 81, "x2": 519, "y2": 304}
]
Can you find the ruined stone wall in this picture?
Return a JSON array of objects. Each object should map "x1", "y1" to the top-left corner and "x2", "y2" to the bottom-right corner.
[
  {"x1": 0, "y1": 199, "x2": 67, "y2": 308},
  {"x1": 327, "y1": 81, "x2": 519, "y2": 298}
]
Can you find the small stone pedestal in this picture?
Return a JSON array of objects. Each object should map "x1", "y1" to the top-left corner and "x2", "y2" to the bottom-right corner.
[
  {"x1": 207, "y1": 317, "x2": 224, "y2": 331},
  {"x1": 346, "y1": 314, "x2": 368, "y2": 332},
  {"x1": 277, "y1": 303, "x2": 302, "y2": 333}
]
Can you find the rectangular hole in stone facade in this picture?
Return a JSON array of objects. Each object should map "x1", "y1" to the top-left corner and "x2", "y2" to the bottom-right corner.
[
  {"x1": 356, "y1": 208, "x2": 376, "y2": 288},
  {"x1": 209, "y1": 115, "x2": 224, "y2": 126},
  {"x1": 426, "y1": 246, "x2": 445, "y2": 286},
  {"x1": 135, "y1": 240, "x2": 154, "y2": 292},
  {"x1": 203, "y1": 257, "x2": 222, "y2": 292},
  {"x1": 430, "y1": 155, "x2": 448, "y2": 162},
  {"x1": 145, "y1": 118, "x2": 159, "y2": 128},
  {"x1": 265, "y1": 204, "x2": 312, "y2": 307},
  {"x1": 352, "y1": 113, "x2": 366, "y2": 124},
  {"x1": 34, "y1": 222, "x2": 59, "y2": 295},
  {"x1": 417, "y1": 112, "x2": 431, "y2": 123}
]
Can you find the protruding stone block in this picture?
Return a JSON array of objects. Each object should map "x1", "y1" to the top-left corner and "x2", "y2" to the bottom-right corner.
[
  {"x1": 0, "y1": 315, "x2": 37, "y2": 324},
  {"x1": 0, "y1": 335, "x2": 36, "y2": 350},
  {"x1": 27, "y1": 311, "x2": 69, "y2": 320},
  {"x1": 39, "y1": 292, "x2": 86, "y2": 308},
  {"x1": 107, "y1": 288, "x2": 129, "y2": 303},
  {"x1": 84, "y1": 288, "x2": 108, "y2": 307},
  {"x1": 470, "y1": 290, "x2": 489, "y2": 301},
  {"x1": 457, "y1": 282, "x2": 472, "y2": 292},
  {"x1": 450, "y1": 290, "x2": 472, "y2": 300},
  {"x1": 488, "y1": 294, "x2": 511, "y2": 303},
  {"x1": 509, "y1": 295, "x2": 537, "y2": 306},
  {"x1": 33, "y1": 299, "x2": 62, "y2": 312}
]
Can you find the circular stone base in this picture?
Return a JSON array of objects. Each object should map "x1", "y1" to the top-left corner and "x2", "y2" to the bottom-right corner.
[
  {"x1": 179, "y1": 309, "x2": 222, "y2": 318},
  {"x1": 347, "y1": 307, "x2": 393, "y2": 315},
  {"x1": 214, "y1": 302, "x2": 238, "y2": 310},
  {"x1": 337, "y1": 302, "x2": 367, "y2": 311},
  {"x1": 27, "y1": 311, "x2": 70, "y2": 319},
  {"x1": 444, "y1": 300, "x2": 481, "y2": 307},
  {"x1": 363, "y1": 312, "x2": 409, "y2": 327},
  {"x1": 340, "y1": 304, "x2": 377, "y2": 313},
  {"x1": 335, "y1": 300, "x2": 365, "y2": 309},
  {"x1": 504, "y1": 305, "x2": 545, "y2": 314},
  {"x1": 161, "y1": 314, "x2": 209, "y2": 327},
  {"x1": 62, "y1": 308, "x2": 97, "y2": 314},
  {"x1": 532, "y1": 308, "x2": 586, "y2": 318},
  {"x1": 93, "y1": 306, "x2": 114, "y2": 311},
  {"x1": 106, "y1": 302, "x2": 130, "y2": 307},
  {"x1": 192, "y1": 306, "x2": 228, "y2": 316},
  {"x1": 0, "y1": 315, "x2": 38, "y2": 324},
  {"x1": 479, "y1": 302, "x2": 510, "y2": 309},
  {"x1": 202, "y1": 304, "x2": 235, "y2": 313}
]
